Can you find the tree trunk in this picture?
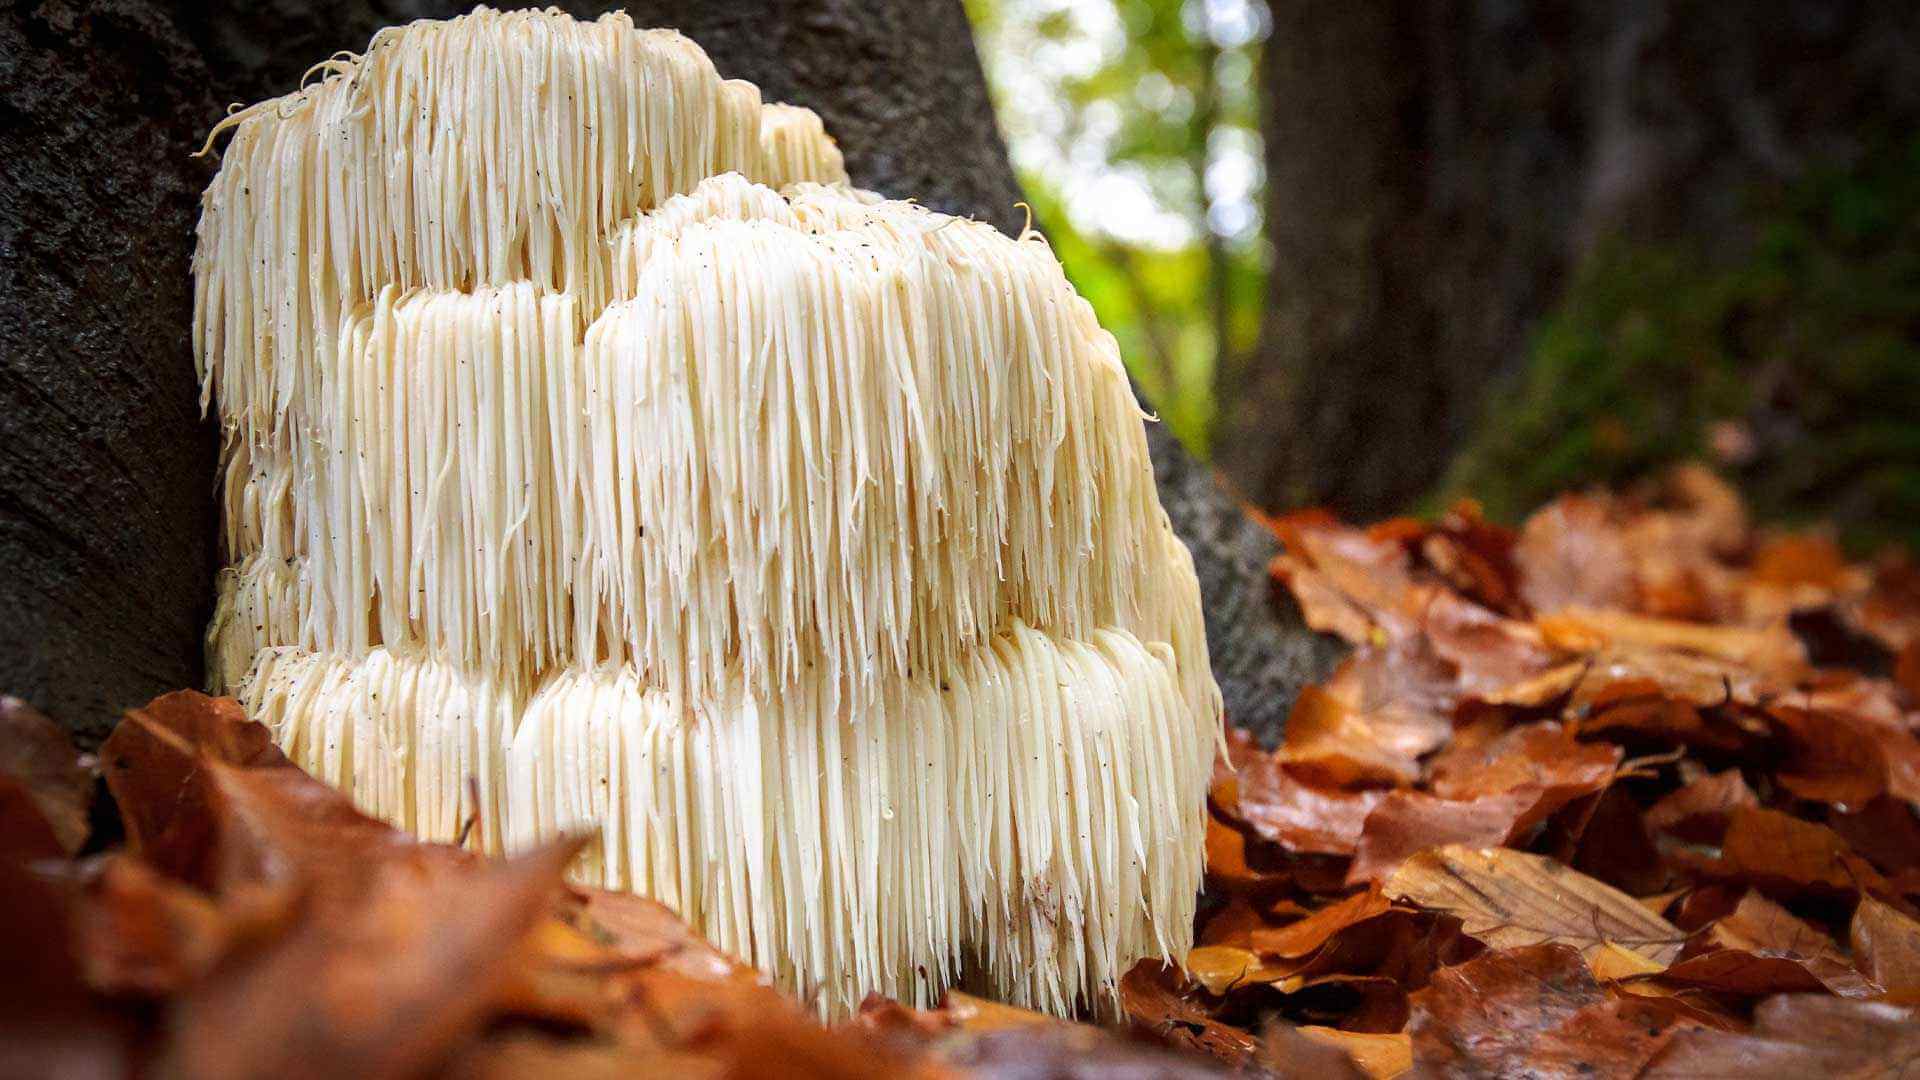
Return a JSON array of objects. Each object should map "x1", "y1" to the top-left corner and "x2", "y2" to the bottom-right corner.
[
  {"x1": 1220, "y1": 0, "x2": 1920, "y2": 520},
  {"x1": 1, "y1": 0, "x2": 1334, "y2": 747}
]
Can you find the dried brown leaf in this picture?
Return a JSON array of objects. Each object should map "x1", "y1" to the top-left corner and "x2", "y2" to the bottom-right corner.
[
  {"x1": 1655, "y1": 892, "x2": 1880, "y2": 999},
  {"x1": 1120, "y1": 959, "x2": 1261, "y2": 1069},
  {"x1": 1251, "y1": 887, "x2": 1399, "y2": 960},
  {"x1": 1346, "y1": 789, "x2": 1538, "y2": 885},
  {"x1": 1280, "y1": 684, "x2": 1425, "y2": 789},
  {"x1": 158, "y1": 838, "x2": 581, "y2": 1080},
  {"x1": 1641, "y1": 995, "x2": 1920, "y2": 1077},
  {"x1": 1292, "y1": 1026, "x2": 1410, "y2": 1079},
  {"x1": 1539, "y1": 607, "x2": 1807, "y2": 680},
  {"x1": 1409, "y1": 943, "x2": 1701, "y2": 1079},
  {"x1": 1644, "y1": 769, "x2": 1758, "y2": 844},
  {"x1": 1385, "y1": 845, "x2": 1684, "y2": 964},
  {"x1": 1716, "y1": 806, "x2": 1887, "y2": 898},
  {"x1": 0, "y1": 696, "x2": 92, "y2": 855},
  {"x1": 1514, "y1": 495, "x2": 1636, "y2": 616},
  {"x1": 1851, "y1": 896, "x2": 1920, "y2": 1000},
  {"x1": 1233, "y1": 749, "x2": 1386, "y2": 856},
  {"x1": 1427, "y1": 723, "x2": 1620, "y2": 824}
]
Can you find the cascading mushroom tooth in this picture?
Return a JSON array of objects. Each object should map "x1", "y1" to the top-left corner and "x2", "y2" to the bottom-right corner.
[{"x1": 194, "y1": 4, "x2": 1221, "y2": 1021}]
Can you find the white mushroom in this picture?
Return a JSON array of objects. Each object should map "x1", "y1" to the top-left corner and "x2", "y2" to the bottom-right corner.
[{"x1": 196, "y1": 6, "x2": 1221, "y2": 1018}]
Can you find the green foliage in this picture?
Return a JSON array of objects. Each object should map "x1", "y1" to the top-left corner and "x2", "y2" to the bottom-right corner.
[
  {"x1": 1442, "y1": 138, "x2": 1920, "y2": 551},
  {"x1": 965, "y1": 0, "x2": 1268, "y2": 455}
]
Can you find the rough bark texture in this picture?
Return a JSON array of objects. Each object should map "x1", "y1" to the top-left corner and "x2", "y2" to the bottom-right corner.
[
  {"x1": 1, "y1": 0, "x2": 223, "y2": 749},
  {"x1": 1, "y1": 0, "x2": 1332, "y2": 746},
  {"x1": 1219, "y1": 0, "x2": 1920, "y2": 520}
]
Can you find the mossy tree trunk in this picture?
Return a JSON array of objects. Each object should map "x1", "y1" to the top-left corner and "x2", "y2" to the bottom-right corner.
[{"x1": 1217, "y1": 0, "x2": 1920, "y2": 521}]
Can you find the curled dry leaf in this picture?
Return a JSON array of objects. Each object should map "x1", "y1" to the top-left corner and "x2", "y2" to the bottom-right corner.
[
  {"x1": 1768, "y1": 706, "x2": 1893, "y2": 806},
  {"x1": 1251, "y1": 887, "x2": 1398, "y2": 960},
  {"x1": 1654, "y1": 892, "x2": 1880, "y2": 999},
  {"x1": 157, "y1": 838, "x2": 584, "y2": 1080},
  {"x1": 1119, "y1": 959, "x2": 1262, "y2": 1069},
  {"x1": 1185, "y1": 945, "x2": 1288, "y2": 995},
  {"x1": 1385, "y1": 845, "x2": 1684, "y2": 965}
]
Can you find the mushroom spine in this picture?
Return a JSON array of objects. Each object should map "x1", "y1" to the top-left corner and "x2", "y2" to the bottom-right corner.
[{"x1": 197, "y1": 6, "x2": 1222, "y2": 1018}]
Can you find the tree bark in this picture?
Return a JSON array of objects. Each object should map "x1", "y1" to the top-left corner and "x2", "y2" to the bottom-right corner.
[
  {"x1": 1, "y1": 0, "x2": 1333, "y2": 746},
  {"x1": 1220, "y1": 0, "x2": 1920, "y2": 520}
]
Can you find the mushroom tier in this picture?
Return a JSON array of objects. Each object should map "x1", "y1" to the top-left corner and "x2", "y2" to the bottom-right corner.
[
  {"x1": 238, "y1": 616, "x2": 1209, "y2": 1018},
  {"x1": 197, "y1": 7, "x2": 1220, "y2": 1021}
]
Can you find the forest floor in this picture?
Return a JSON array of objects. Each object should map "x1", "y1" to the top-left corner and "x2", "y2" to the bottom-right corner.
[{"x1": 5, "y1": 464, "x2": 1918, "y2": 1077}]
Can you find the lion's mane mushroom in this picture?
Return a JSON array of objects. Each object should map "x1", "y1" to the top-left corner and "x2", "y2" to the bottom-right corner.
[{"x1": 196, "y1": 7, "x2": 1221, "y2": 1017}]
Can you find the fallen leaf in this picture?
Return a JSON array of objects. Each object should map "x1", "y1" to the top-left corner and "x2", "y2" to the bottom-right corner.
[
  {"x1": 1409, "y1": 944, "x2": 1701, "y2": 1078},
  {"x1": 1899, "y1": 640, "x2": 1920, "y2": 701},
  {"x1": 1751, "y1": 532, "x2": 1850, "y2": 591},
  {"x1": 1279, "y1": 684, "x2": 1425, "y2": 789},
  {"x1": 1539, "y1": 607, "x2": 1807, "y2": 680},
  {"x1": 938, "y1": 990, "x2": 1061, "y2": 1032},
  {"x1": 1232, "y1": 750, "x2": 1386, "y2": 856},
  {"x1": 1120, "y1": 959, "x2": 1261, "y2": 1069},
  {"x1": 1426, "y1": 723, "x2": 1620, "y2": 832},
  {"x1": 1271, "y1": 523, "x2": 1424, "y2": 645},
  {"x1": 1579, "y1": 693, "x2": 1727, "y2": 751},
  {"x1": 1715, "y1": 806, "x2": 1887, "y2": 898},
  {"x1": 0, "y1": 857, "x2": 133, "y2": 1079},
  {"x1": 1641, "y1": 995, "x2": 1920, "y2": 1077},
  {"x1": 1385, "y1": 845, "x2": 1684, "y2": 964},
  {"x1": 1251, "y1": 887, "x2": 1398, "y2": 960},
  {"x1": 1851, "y1": 896, "x2": 1920, "y2": 999},
  {"x1": 99, "y1": 691, "x2": 288, "y2": 888},
  {"x1": 1422, "y1": 590, "x2": 1556, "y2": 697},
  {"x1": 1514, "y1": 495, "x2": 1635, "y2": 616},
  {"x1": 1260, "y1": 1024, "x2": 1369, "y2": 1080},
  {"x1": 1827, "y1": 797, "x2": 1920, "y2": 876},
  {"x1": 72, "y1": 854, "x2": 279, "y2": 996},
  {"x1": 1587, "y1": 940, "x2": 1669, "y2": 981},
  {"x1": 931, "y1": 1024, "x2": 1222, "y2": 1078},
  {"x1": 1204, "y1": 815, "x2": 1274, "y2": 893},
  {"x1": 0, "y1": 697, "x2": 92, "y2": 855},
  {"x1": 1292, "y1": 1026, "x2": 1410, "y2": 1079},
  {"x1": 1656, "y1": 947, "x2": 1877, "y2": 999},
  {"x1": 1656, "y1": 892, "x2": 1879, "y2": 999},
  {"x1": 1644, "y1": 769, "x2": 1758, "y2": 843},
  {"x1": 1768, "y1": 706, "x2": 1891, "y2": 806},
  {"x1": 158, "y1": 838, "x2": 582, "y2": 1080},
  {"x1": 1346, "y1": 789, "x2": 1538, "y2": 885},
  {"x1": 1185, "y1": 945, "x2": 1286, "y2": 995},
  {"x1": 1570, "y1": 786, "x2": 1669, "y2": 895}
]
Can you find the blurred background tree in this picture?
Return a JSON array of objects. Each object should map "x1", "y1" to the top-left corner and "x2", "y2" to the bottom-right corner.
[
  {"x1": 967, "y1": 0, "x2": 1268, "y2": 449},
  {"x1": 968, "y1": 0, "x2": 1920, "y2": 550}
]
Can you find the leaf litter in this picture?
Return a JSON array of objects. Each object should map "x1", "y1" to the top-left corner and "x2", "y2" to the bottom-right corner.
[{"x1": 4, "y1": 463, "x2": 1918, "y2": 1077}]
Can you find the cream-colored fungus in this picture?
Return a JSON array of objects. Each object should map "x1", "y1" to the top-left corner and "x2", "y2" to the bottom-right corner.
[{"x1": 197, "y1": 5, "x2": 1221, "y2": 1019}]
